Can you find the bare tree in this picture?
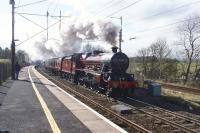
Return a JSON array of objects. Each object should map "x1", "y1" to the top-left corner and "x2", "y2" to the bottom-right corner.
[
  {"x1": 193, "y1": 50, "x2": 200, "y2": 80},
  {"x1": 177, "y1": 15, "x2": 200, "y2": 84},
  {"x1": 137, "y1": 39, "x2": 171, "y2": 80},
  {"x1": 0, "y1": 46, "x2": 2, "y2": 58},
  {"x1": 149, "y1": 39, "x2": 171, "y2": 79},
  {"x1": 138, "y1": 48, "x2": 150, "y2": 76},
  {"x1": 16, "y1": 50, "x2": 30, "y2": 66}
]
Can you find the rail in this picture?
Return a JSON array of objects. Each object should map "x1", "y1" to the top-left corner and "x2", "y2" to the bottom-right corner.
[
  {"x1": 38, "y1": 69, "x2": 151, "y2": 133},
  {"x1": 157, "y1": 81, "x2": 200, "y2": 95},
  {"x1": 126, "y1": 97, "x2": 200, "y2": 133},
  {"x1": 39, "y1": 68, "x2": 200, "y2": 132}
]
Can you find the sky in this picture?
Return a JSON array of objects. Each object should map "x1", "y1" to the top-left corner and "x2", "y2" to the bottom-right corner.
[{"x1": 0, "y1": 0, "x2": 200, "y2": 60}]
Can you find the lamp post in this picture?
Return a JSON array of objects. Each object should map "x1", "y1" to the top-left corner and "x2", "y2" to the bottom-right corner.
[
  {"x1": 111, "y1": 16, "x2": 122, "y2": 52},
  {"x1": 10, "y1": 0, "x2": 15, "y2": 80}
]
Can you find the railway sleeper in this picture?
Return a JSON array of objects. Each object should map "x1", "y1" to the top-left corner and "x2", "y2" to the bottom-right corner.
[
  {"x1": 172, "y1": 119, "x2": 191, "y2": 124},
  {"x1": 172, "y1": 129, "x2": 186, "y2": 133},
  {"x1": 157, "y1": 114, "x2": 175, "y2": 118},
  {"x1": 161, "y1": 116, "x2": 177, "y2": 120},
  {"x1": 136, "y1": 113, "x2": 147, "y2": 117},
  {"x1": 194, "y1": 129, "x2": 200, "y2": 133},
  {"x1": 132, "y1": 110, "x2": 140, "y2": 114},
  {"x1": 154, "y1": 120, "x2": 162, "y2": 124},
  {"x1": 160, "y1": 124, "x2": 170, "y2": 128},
  {"x1": 182, "y1": 123, "x2": 196, "y2": 127}
]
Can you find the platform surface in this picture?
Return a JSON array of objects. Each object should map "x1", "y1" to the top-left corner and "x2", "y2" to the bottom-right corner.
[{"x1": 0, "y1": 66, "x2": 127, "y2": 133}]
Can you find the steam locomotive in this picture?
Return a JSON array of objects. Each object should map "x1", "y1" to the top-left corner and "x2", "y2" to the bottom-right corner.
[{"x1": 44, "y1": 47, "x2": 137, "y2": 97}]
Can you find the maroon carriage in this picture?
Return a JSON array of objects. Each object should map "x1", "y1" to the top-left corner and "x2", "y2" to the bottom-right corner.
[{"x1": 44, "y1": 57, "x2": 62, "y2": 74}]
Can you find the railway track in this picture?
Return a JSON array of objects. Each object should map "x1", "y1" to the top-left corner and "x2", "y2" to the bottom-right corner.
[
  {"x1": 157, "y1": 81, "x2": 200, "y2": 95},
  {"x1": 38, "y1": 69, "x2": 151, "y2": 133},
  {"x1": 38, "y1": 69, "x2": 200, "y2": 133},
  {"x1": 124, "y1": 97, "x2": 200, "y2": 133}
]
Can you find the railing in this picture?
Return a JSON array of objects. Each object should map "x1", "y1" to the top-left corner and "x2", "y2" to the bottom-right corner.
[{"x1": 0, "y1": 63, "x2": 11, "y2": 84}]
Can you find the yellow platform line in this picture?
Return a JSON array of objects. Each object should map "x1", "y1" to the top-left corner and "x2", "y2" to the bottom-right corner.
[{"x1": 28, "y1": 67, "x2": 61, "y2": 133}]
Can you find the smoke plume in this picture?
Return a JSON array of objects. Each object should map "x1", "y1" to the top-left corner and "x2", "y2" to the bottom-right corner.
[
  {"x1": 35, "y1": 38, "x2": 56, "y2": 58},
  {"x1": 97, "y1": 21, "x2": 119, "y2": 45},
  {"x1": 35, "y1": 20, "x2": 119, "y2": 59}
]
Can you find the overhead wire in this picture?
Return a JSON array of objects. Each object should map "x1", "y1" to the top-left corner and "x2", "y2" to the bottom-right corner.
[
  {"x1": 91, "y1": 0, "x2": 119, "y2": 14},
  {"x1": 125, "y1": 16, "x2": 200, "y2": 36},
  {"x1": 15, "y1": 0, "x2": 21, "y2": 12},
  {"x1": 15, "y1": 0, "x2": 199, "y2": 46},
  {"x1": 16, "y1": 17, "x2": 67, "y2": 46},
  {"x1": 16, "y1": 12, "x2": 70, "y2": 18},
  {"x1": 51, "y1": 0, "x2": 59, "y2": 16},
  {"x1": 17, "y1": 0, "x2": 21, "y2": 7},
  {"x1": 104, "y1": 0, "x2": 142, "y2": 18},
  {"x1": 16, "y1": 12, "x2": 46, "y2": 17},
  {"x1": 17, "y1": 14, "x2": 46, "y2": 29},
  {"x1": 14, "y1": 0, "x2": 69, "y2": 46},
  {"x1": 124, "y1": 0, "x2": 200, "y2": 27},
  {"x1": 15, "y1": 0, "x2": 48, "y2": 8},
  {"x1": 47, "y1": 0, "x2": 53, "y2": 11},
  {"x1": 92, "y1": 0, "x2": 127, "y2": 16}
]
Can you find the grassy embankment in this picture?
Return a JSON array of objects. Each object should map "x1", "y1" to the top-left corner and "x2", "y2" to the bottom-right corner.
[
  {"x1": 128, "y1": 61, "x2": 200, "y2": 86},
  {"x1": 128, "y1": 61, "x2": 200, "y2": 109},
  {"x1": 0, "y1": 59, "x2": 10, "y2": 64},
  {"x1": 162, "y1": 89, "x2": 200, "y2": 109}
]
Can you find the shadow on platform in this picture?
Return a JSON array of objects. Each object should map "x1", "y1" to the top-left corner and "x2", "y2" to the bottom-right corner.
[
  {"x1": 0, "y1": 92, "x2": 6, "y2": 95},
  {"x1": 0, "y1": 131, "x2": 10, "y2": 133},
  {"x1": 18, "y1": 79, "x2": 56, "y2": 87},
  {"x1": 0, "y1": 85, "x2": 10, "y2": 88}
]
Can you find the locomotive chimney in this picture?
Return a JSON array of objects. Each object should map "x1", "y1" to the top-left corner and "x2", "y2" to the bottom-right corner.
[
  {"x1": 85, "y1": 52, "x2": 92, "y2": 59},
  {"x1": 112, "y1": 46, "x2": 118, "y2": 53}
]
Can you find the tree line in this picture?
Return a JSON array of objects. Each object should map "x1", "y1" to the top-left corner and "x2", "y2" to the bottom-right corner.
[
  {"x1": 0, "y1": 47, "x2": 11, "y2": 59},
  {"x1": 0, "y1": 46, "x2": 30, "y2": 66},
  {"x1": 132, "y1": 15, "x2": 200, "y2": 87}
]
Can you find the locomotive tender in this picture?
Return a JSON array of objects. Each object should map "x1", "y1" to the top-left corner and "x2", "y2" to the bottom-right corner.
[{"x1": 44, "y1": 46, "x2": 137, "y2": 97}]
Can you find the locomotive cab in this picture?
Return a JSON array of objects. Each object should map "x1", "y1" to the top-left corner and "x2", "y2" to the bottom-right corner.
[{"x1": 101, "y1": 63, "x2": 111, "y2": 81}]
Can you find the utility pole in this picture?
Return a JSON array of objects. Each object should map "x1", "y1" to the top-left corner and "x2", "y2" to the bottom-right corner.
[
  {"x1": 10, "y1": 0, "x2": 15, "y2": 80},
  {"x1": 119, "y1": 16, "x2": 122, "y2": 52},
  {"x1": 111, "y1": 16, "x2": 123, "y2": 52},
  {"x1": 46, "y1": 11, "x2": 49, "y2": 40}
]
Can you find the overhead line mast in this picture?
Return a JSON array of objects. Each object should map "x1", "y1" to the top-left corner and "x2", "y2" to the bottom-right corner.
[
  {"x1": 9, "y1": 0, "x2": 48, "y2": 79},
  {"x1": 47, "y1": 11, "x2": 49, "y2": 40},
  {"x1": 10, "y1": 0, "x2": 15, "y2": 80},
  {"x1": 120, "y1": 16, "x2": 122, "y2": 52},
  {"x1": 59, "y1": 10, "x2": 61, "y2": 31}
]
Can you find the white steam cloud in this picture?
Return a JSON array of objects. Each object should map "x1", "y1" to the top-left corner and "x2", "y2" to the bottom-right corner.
[{"x1": 35, "y1": 19, "x2": 119, "y2": 59}]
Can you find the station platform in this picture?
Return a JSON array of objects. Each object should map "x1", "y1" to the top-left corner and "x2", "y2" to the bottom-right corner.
[{"x1": 0, "y1": 66, "x2": 127, "y2": 133}]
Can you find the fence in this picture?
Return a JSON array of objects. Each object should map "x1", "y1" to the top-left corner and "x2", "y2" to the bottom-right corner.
[{"x1": 0, "y1": 63, "x2": 11, "y2": 84}]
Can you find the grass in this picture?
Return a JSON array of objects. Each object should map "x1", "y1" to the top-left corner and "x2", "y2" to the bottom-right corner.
[
  {"x1": 162, "y1": 89, "x2": 200, "y2": 109},
  {"x1": 0, "y1": 59, "x2": 11, "y2": 64},
  {"x1": 128, "y1": 61, "x2": 200, "y2": 87},
  {"x1": 128, "y1": 62, "x2": 200, "y2": 74}
]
